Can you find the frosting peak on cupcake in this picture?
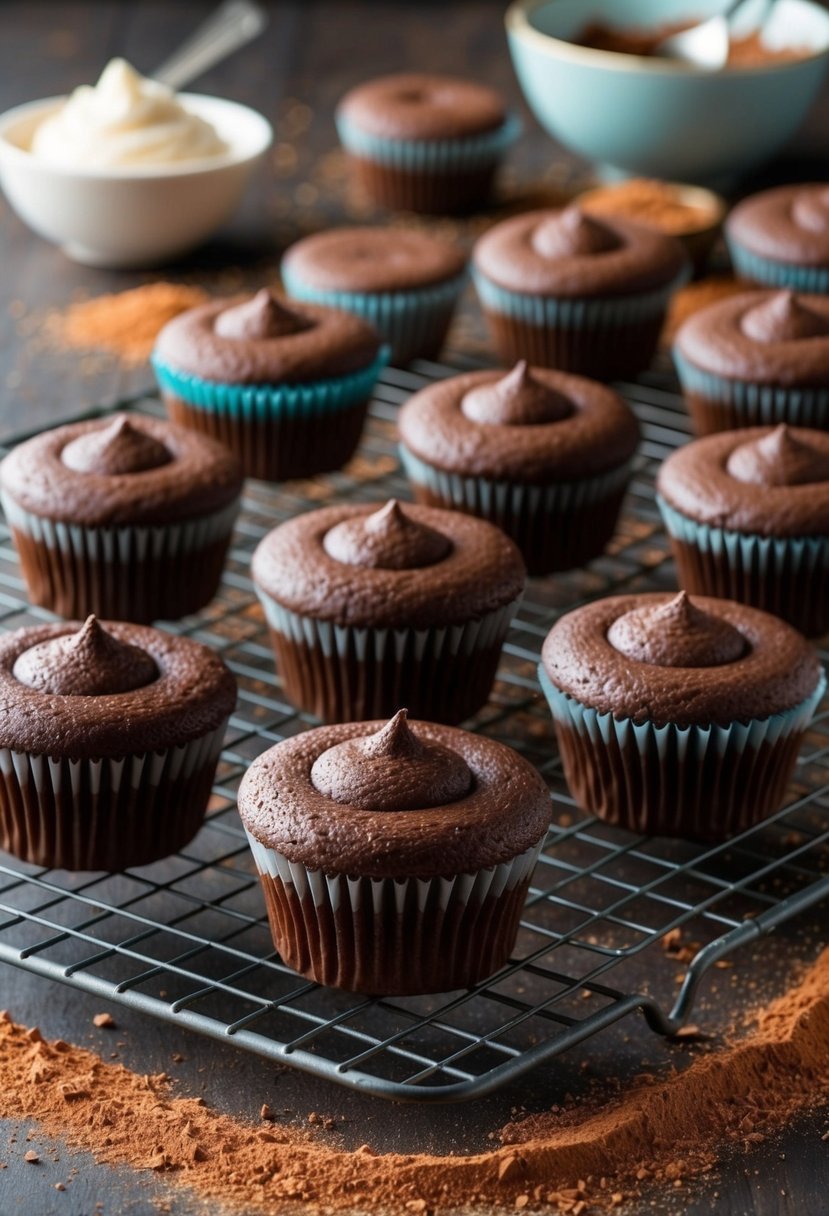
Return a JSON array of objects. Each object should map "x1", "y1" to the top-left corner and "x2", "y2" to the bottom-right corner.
[
  {"x1": 531, "y1": 207, "x2": 622, "y2": 260},
  {"x1": 607, "y1": 592, "x2": 746, "y2": 668},
  {"x1": 61, "y1": 416, "x2": 172, "y2": 475},
  {"x1": 323, "y1": 499, "x2": 452, "y2": 569},
  {"x1": 460, "y1": 361, "x2": 573, "y2": 426},
  {"x1": 12, "y1": 616, "x2": 159, "y2": 695},
  {"x1": 726, "y1": 425, "x2": 829, "y2": 487},
  {"x1": 792, "y1": 190, "x2": 829, "y2": 234},
  {"x1": 740, "y1": 291, "x2": 829, "y2": 344},
  {"x1": 213, "y1": 289, "x2": 312, "y2": 340},
  {"x1": 309, "y1": 709, "x2": 473, "y2": 811}
]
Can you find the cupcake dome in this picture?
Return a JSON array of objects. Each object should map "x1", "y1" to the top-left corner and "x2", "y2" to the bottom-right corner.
[
  {"x1": 0, "y1": 413, "x2": 242, "y2": 623},
  {"x1": 251, "y1": 497, "x2": 525, "y2": 724},
  {"x1": 726, "y1": 183, "x2": 829, "y2": 293},
  {"x1": 399, "y1": 360, "x2": 639, "y2": 574},
  {"x1": 238, "y1": 710, "x2": 551, "y2": 994},
  {"x1": 152, "y1": 289, "x2": 386, "y2": 482},
  {"x1": 674, "y1": 289, "x2": 829, "y2": 435},
  {"x1": 540, "y1": 591, "x2": 824, "y2": 840},
  {"x1": 472, "y1": 206, "x2": 687, "y2": 379}
]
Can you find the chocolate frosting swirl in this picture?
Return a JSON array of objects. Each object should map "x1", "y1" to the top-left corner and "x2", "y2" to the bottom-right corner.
[
  {"x1": 531, "y1": 207, "x2": 622, "y2": 260},
  {"x1": 726, "y1": 425, "x2": 829, "y2": 487},
  {"x1": 322, "y1": 499, "x2": 452, "y2": 570},
  {"x1": 61, "y1": 415, "x2": 172, "y2": 475},
  {"x1": 740, "y1": 291, "x2": 829, "y2": 344},
  {"x1": 791, "y1": 190, "x2": 829, "y2": 234},
  {"x1": 607, "y1": 592, "x2": 746, "y2": 668},
  {"x1": 12, "y1": 616, "x2": 159, "y2": 695},
  {"x1": 213, "y1": 289, "x2": 311, "y2": 340},
  {"x1": 460, "y1": 361, "x2": 572, "y2": 426},
  {"x1": 309, "y1": 709, "x2": 472, "y2": 811}
]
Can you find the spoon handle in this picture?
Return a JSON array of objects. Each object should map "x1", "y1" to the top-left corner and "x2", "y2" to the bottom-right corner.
[{"x1": 153, "y1": 0, "x2": 268, "y2": 92}]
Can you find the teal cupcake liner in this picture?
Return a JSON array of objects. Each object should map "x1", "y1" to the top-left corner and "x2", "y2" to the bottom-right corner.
[
  {"x1": 673, "y1": 348, "x2": 829, "y2": 432},
  {"x1": 658, "y1": 495, "x2": 829, "y2": 638},
  {"x1": 335, "y1": 111, "x2": 521, "y2": 174},
  {"x1": 151, "y1": 349, "x2": 389, "y2": 419},
  {"x1": 538, "y1": 664, "x2": 826, "y2": 839},
  {"x1": 281, "y1": 268, "x2": 466, "y2": 365},
  {"x1": 473, "y1": 271, "x2": 679, "y2": 330},
  {"x1": 726, "y1": 238, "x2": 829, "y2": 294}
]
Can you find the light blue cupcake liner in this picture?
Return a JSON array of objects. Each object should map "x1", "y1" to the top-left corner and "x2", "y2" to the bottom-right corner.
[
  {"x1": 281, "y1": 268, "x2": 466, "y2": 364},
  {"x1": 658, "y1": 496, "x2": 829, "y2": 574},
  {"x1": 673, "y1": 347, "x2": 829, "y2": 429},
  {"x1": 335, "y1": 111, "x2": 521, "y2": 174},
  {"x1": 150, "y1": 349, "x2": 389, "y2": 420},
  {"x1": 726, "y1": 237, "x2": 829, "y2": 294},
  {"x1": 473, "y1": 270, "x2": 680, "y2": 330}
]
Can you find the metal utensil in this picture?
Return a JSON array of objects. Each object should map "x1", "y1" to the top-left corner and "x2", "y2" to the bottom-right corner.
[
  {"x1": 654, "y1": 0, "x2": 771, "y2": 69},
  {"x1": 153, "y1": 0, "x2": 267, "y2": 91}
]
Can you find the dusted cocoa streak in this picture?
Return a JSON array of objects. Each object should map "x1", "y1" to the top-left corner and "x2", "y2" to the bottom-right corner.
[{"x1": 337, "y1": 73, "x2": 507, "y2": 141}]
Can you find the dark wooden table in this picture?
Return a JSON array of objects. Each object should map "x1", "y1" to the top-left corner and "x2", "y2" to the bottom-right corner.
[{"x1": 1, "y1": 3, "x2": 829, "y2": 1214}]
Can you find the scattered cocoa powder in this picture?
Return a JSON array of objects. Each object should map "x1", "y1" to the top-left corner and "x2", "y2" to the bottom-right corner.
[
  {"x1": 661, "y1": 275, "x2": 747, "y2": 345},
  {"x1": 52, "y1": 282, "x2": 209, "y2": 366}
]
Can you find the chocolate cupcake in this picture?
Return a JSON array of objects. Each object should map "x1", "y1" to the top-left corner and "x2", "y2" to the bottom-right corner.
[
  {"x1": 251, "y1": 498, "x2": 525, "y2": 724},
  {"x1": 281, "y1": 226, "x2": 467, "y2": 365},
  {"x1": 399, "y1": 361, "x2": 639, "y2": 574},
  {"x1": 472, "y1": 206, "x2": 687, "y2": 379},
  {"x1": 726, "y1": 184, "x2": 829, "y2": 293},
  {"x1": 0, "y1": 617, "x2": 236, "y2": 870},
  {"x1": 658, "y1": 425, "x2": 829, "y2": 638},
  {"x1": 0, "y1": 413, "x2": 242, "y2": 624},
  {"x1": 152, "y1": 289, "x2": 386, "y2": 482},
  {"x1": 673, "y1": 289, "x2": 829, "y2": 435},
  {"x1": 238, "y1": 710, "x2": 550, "y2": 994},
  {"x1": 539, "y1": 592, "x2": 824, "y2": 840},
  {"x1": 335, "y1": 73, "x2": 520, "y2": 214}
]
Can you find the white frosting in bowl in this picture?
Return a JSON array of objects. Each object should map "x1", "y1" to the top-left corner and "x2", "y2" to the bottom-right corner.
[{"x1": 30, "y1": 59, "x2": 228, "y2": 169}]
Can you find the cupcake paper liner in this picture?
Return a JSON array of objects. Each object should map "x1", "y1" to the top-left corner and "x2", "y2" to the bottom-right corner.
[
  {"x1": 539, "y1": 664, "x2": 826, "y2": 840},
  {"x1": 673, "y1": 348, "x2": 829, "y2": 434},
  {"x1": 658, "y1": 496, "x2": 829, "y2": 638},
  {"x1": 256, "y1": 586, "x2": 519, "y2": 723},
  {"x1": 246, "y1": 831, "x2": 542, "y2": 994},
  {"x1": 280, "y1": 267, "x2": 467, "y2": 366},
  {"x1": 0, "y1": 724, "x2": 227, "y2": 871},
  {"x1": 335, "y1": 112, "x2": 521, "y2": 174},
  {"x1": 1, "y1": 491, "x2": 239, "y2": 623},
  {"x1": 400, "y1": 445, "x2": 633, "y2": 574},
  {"x1": 726, "y1": 238, "x2": 829, "y2": 294}
]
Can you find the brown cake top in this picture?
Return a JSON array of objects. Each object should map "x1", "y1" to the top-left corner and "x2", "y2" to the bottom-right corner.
[
  {"x1": 541, "y1": 591, "x2": 821, "y2": 728},
  {"x1": 282, "y1": 226, "x2": 467, "y2": 293},
  {"x1": 238, "y1": 712, "x2": 551, "y2": 879},
  {"x1": 251, "y1": 499, "x2": 525, "y2": 630},
  {"x1": 726, "y1": 184, "x2": 829, "y2": 266},
  {"x1": 0, "y1": 619, "x2": 236, "y2": 759},
  {"x1": 657, "y1": 425, "x2": 829, "y2": 536},
  {"x1": 399, "y1": 362, "x2": 639, "y2": 482},
  {"x1": 473, "y1": 206, "x2": 686, "y2": 298},
  {"x1": 337, "y1": 73, "x2": 507, "y2": 142},
  {"x1": 0, "y1": 413, "x2": 242, "y2": 528},
  {"x1": 675, "y1": 290, "x2": 829, "y2": 385},
  {"x1": 153, "y1": 289, "x2": 381, "y2": 385}
]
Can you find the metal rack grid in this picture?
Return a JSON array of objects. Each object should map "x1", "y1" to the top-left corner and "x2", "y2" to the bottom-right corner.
[{"x1": 0, "y1": 357, "x2": 827, "y2": 1104}]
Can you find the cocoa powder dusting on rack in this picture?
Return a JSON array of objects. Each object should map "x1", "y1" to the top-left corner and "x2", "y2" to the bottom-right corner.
[
  {"x1": 3, "y1": 949, "x2": 829, "y2": 1212},
  {"x1": 51, "y1": 282, "x2": 209, "y2": 366}
]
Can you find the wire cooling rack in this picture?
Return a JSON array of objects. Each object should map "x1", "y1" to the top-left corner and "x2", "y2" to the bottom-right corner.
[{"x1": 0, "y1": 357, "x2": 827, "y2": 1104}]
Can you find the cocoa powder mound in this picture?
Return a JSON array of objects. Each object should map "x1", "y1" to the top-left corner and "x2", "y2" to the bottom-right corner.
[{"x1": 3, "y1": 949, "x2": 829, "y2": 1212}]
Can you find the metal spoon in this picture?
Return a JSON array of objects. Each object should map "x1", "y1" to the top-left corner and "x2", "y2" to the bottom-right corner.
[
  {"x1": 654, "y1": 0, "x2": 771, "y2": 69},
  {"x1": 153, "y1": 0, "x2": 268, "y2": 91}
]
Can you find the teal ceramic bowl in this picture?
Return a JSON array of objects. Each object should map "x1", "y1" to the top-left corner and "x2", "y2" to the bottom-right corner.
[{"x1": 506, "y1": 0, "x2": 829, "y2": 187}]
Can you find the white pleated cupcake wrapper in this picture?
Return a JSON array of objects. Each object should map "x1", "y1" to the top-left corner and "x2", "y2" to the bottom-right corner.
[
  {"x1": 246, "y1": 831, "x2": 542, "y2": 914},
  {"x1": 1, "y1": 491, "x2": 240, "y2": 562},
  {"x1": 673, "y1": 348, "x2": 829, "y2": 427},
  {"x1": 726, "y1": 238, "x2": 829, "y2": 294},
  {"x1": 538, "y1": 664, "x2": 826, "y2": 765},
  {"x1": 658, "y1": 496, "x2": 829, "y2": 575},
  {"x1": 281, "y1": 267, "x2": 467, "y2": 360},
  {"x1": 256, "y1": 587, "x2": 519, "y2": 661},
  {"x1": 335, "y1": 111, "x2": 521, "y2": 173},
  {"x1": 400, "y1": 445, "x2": 633, "y2": 518},
  {"x1": 473, "y1": 270, "x2": 682, "y2": 330}
]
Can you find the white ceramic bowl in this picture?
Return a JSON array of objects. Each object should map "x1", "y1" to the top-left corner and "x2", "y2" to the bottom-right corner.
[
  {"x1": 506, "y1": 0, "x2": 829, "y2": 187},
  {"x1": 0, "y1": 93, "x2": 273, "y2": 268}
]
